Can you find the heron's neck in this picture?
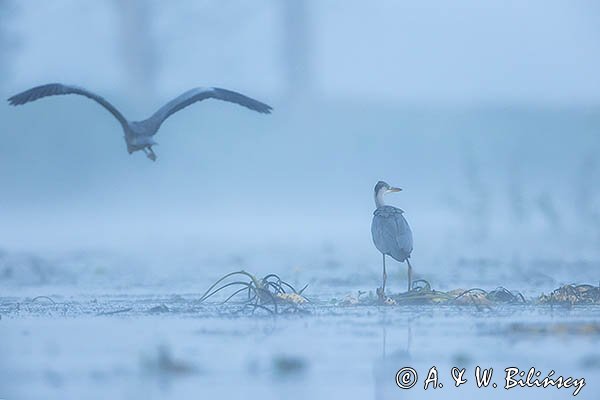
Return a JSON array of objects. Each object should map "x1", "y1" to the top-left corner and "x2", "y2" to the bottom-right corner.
[{"x1": 375, "y1": 191, "x2": 386, "y2": 208}]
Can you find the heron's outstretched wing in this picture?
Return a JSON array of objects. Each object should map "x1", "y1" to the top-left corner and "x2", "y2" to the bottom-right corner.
[
  {"x1": 8, "y1": 83, "x2": 128, "y2": 128},
  {"x1": 146, "y1": 87, "x2": 272, "y2": 133}
]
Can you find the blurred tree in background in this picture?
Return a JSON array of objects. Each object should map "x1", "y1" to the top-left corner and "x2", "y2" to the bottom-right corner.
[
  {"x1": 0, "y1": 0, "x2": 17, "y2": 90},
  {"x1": 281, "y1": 0, "x2": 312, "y2": 102},
  {"x1": 112, "y1": 0, "x2": 159, "y2": 105}
]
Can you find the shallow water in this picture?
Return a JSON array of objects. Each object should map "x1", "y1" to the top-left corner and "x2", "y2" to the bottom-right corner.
[{"x1": 1, "y1": 290, "x2": 599, "y2": 400}]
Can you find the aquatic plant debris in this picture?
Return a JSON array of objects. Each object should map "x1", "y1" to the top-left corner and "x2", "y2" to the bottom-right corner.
[
  {"x1": 196, "y1": 270, "x2": 309, "y2": 314},
  {"x1": 1, "y1": 283, "x2": 597, "y2": 320},
  {"x1": 141, "y1": 344, "x2": 197, "y2": 376},
  {"x1": 506, "y1": 321, "x2": 600, "y2": 336},
  {"x1": 538, "y1": 284, "x2": 600, "y2": 305},
  {"x1": 272, "y1": 355, "x2": 308, "y2": 377},
  {"x1": 370, "y1": 280, "x2": 526, "y2": 306},
  {"x1": 337, "y1": 281, "x2": 600, "y2": 307}
]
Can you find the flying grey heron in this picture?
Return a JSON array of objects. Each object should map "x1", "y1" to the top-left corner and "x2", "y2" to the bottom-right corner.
[
  {"x1": 371, "y1": 181, "x2": 414, "y2": 294},
  {"x1": 8, "y1": 83, "x2": 272, "y2": 161}
]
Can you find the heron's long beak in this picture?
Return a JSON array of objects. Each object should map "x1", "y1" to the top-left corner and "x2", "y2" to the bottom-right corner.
[{"x1": 387, "y1": 187, "x2": 402, "y2": 193}]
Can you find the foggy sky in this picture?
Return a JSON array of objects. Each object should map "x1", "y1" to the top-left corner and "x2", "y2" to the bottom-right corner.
[
  {"x1": 1, "y1": 1, "x2": 599, "y2": 268},
  {"x1": 7, "y1": 0, "x2": 600, "y2": 105}
]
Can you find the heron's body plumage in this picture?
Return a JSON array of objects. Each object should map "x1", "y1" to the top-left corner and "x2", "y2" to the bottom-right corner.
[{"x1": 371, "y1": 205, "x2": 413, "y2": 263}]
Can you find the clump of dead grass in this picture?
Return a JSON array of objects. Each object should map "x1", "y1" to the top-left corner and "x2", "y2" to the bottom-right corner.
[{"x1": 196, "y1": 270, "x2": 309, "y2": 314}]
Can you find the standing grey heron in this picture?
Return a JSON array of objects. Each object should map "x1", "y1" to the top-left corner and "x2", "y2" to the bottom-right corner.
[
  {"x1": 371, "y1": 181, "x2": 414, "y2": 294},
  {"x1": 8, "y1": 83, "x2": 272, "y2": 161}
]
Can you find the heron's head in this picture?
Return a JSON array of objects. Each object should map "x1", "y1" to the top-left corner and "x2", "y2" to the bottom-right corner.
[{"x1": 374, "y1": 181, "x2": 402, "y2": 197}]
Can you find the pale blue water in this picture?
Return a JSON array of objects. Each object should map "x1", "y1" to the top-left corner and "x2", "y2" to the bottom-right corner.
[{"x1": 1, "y1": 293, "x2": 598, "y2": 399}]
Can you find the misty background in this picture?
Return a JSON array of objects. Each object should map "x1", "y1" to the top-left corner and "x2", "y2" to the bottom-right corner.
[{"x1": 0, "y1": 0, "x2": 599, "y2": 292}]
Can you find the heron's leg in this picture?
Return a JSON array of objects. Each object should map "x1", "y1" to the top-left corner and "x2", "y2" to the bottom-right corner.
[
  {"x1": 146, "y1": 146, "x2": 157, "y2": 161},
  {"x1": 406, "y1": 258, "x2": 413, "y2": 292},
  {"x1": 382, "y1": 254, "x2": 387, "y2": 293}
]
